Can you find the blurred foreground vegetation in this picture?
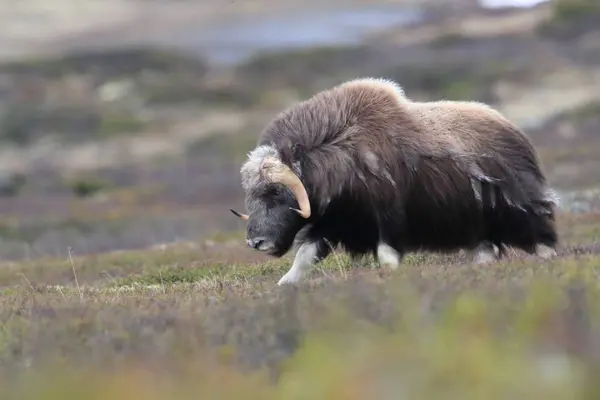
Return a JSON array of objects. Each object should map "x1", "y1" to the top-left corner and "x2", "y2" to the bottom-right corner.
[{"x1": 0, "y1": 212, "x2": 599, "y2": 399}]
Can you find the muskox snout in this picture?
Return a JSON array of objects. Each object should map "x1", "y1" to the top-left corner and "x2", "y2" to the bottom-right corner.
[
  {"x1": 246, "y1": 237, "x2": 272, "y2": 251},
  {"x1": 246, "y1": 237, "x2": 263, "y2": 249},
  {"x1": 246, "y1": 237, "x2": 274, "y2": 252}
]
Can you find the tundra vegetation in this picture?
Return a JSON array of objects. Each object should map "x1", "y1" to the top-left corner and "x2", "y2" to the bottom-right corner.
[
  {"x1": 0, "y1": 0, "x2": 600, "y2": 398},
  {"x1": 1, "y1": 212, "x2": 600, "y2": 399}
]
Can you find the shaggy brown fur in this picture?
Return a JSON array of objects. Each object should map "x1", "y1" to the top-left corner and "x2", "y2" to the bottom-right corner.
[{"x1": 234, "y1": 77, "x2": 558, "y2": 283}]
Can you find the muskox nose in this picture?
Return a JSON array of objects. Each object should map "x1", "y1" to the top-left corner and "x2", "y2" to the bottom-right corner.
[{"x1": 246, "y1": 237, "x2": 265, "y2": 249}]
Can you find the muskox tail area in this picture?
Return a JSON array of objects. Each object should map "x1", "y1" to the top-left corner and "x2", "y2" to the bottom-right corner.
[{"x1": 483, "y1": 181, "x2": 559, "y2": 255}]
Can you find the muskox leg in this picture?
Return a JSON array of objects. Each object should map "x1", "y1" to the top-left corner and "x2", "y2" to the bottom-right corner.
[
  {"x1": 467, "y1": 241, "x2": 498, "y2": 264},
  {"x1": 277, "y1": 240, "x2": 331, "y2": 286},
  {"x1": 534, "y1": 244, "x2": 557, "y2": 259},
  {"x1": 376, "y1": 243, "x2": 403, "y2": 270}
]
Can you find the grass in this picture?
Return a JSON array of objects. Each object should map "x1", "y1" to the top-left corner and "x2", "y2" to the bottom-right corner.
[{"x1": 0, "y1": 209, "x2": 600, "y2": 398}]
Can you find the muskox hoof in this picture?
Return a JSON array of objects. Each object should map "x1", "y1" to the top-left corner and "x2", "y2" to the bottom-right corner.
[
  {"x1": 472, "y1": 252, "x2": 497, "y2": 265},
  {"x1": 535, "y1": 244, "x2": 558, "y2": 260},
  {"x1": 468, "y1": 242, "x2": 498, "y2": 265}
]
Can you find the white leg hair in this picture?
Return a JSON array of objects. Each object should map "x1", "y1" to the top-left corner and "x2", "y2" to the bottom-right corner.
[
  {"x1": 468, "y1": 242, "x2": 498, "y2": 264},
  {"x1": 377, "y1": 243, "x2": 402, "y2": 270},
  {"x1": 535, "y1": 244, "x2": 557, "y2": 259},
  {"x1": 277, "y1": 242, "x2": 320, "y2": 286}
]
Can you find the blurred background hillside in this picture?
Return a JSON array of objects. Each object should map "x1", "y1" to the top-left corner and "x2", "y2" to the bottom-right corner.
[{"x1": 0, "y1": 0, "x2": 598, "y2": 261}]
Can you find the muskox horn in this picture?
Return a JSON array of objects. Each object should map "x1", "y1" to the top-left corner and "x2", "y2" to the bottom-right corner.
[
  {"x1": 230, "y1": 209, "x2": 249, "y2": 220},
  {"x1": 260, "y1": 156, "x2": 311, "y2": 219}
]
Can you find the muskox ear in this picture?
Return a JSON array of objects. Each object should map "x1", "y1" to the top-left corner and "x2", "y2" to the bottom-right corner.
[{"x1": 230, "y1": 209, "x2": 249, "y2": 221}]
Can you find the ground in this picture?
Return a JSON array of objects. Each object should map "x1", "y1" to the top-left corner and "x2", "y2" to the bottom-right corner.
[
  {"x1": 1, "y1": 210, "x2": 600, "y2": 399},
  {"x1": 1, "y1": 0, "x2": 600, "y2": 398}
]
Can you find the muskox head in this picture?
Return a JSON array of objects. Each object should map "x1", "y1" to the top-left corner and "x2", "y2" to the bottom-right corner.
[{"x1": 230, "y1": 147, "x2": 311, "y2": 257}]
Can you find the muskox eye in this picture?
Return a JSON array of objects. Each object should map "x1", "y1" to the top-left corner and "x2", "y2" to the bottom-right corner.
[{"x1": 263, "y1": 186, "x2": 284, "y2": 200}]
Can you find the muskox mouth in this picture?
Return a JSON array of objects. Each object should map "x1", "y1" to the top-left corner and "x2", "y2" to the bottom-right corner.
[
  {"x1": 257, "y1": 242, "x2": 275, "y2": 252},
  {"x1": 246, "y1": 238, "x2": 275, "y2": 252}
]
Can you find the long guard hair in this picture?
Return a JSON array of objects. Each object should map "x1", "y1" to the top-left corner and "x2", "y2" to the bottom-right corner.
[{"x1": 237, "y1": 77, "x2": 558, "y2": 264}]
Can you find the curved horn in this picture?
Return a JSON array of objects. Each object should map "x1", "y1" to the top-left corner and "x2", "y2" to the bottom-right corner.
[
  {"x1": 260, "y1": 156, "x2": 311, "y2": 219},
  {"x1": 230, "y1": 209, "x2": 249, "y2": 221}
]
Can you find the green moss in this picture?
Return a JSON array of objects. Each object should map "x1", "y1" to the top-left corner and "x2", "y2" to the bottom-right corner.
[
  {"x1": 235, "y1": 44, "x2": 369, "y2": 91},
  {"x1": 116, "y1": 264, "x2": 221, "y2": 286},
  {"x1": 537, "y1": 0, "x2": 600, "y2": 38},
  {"x1": 97, "y1": 114, "x2": 146, "y2": 137},
  {"x1": 439, "y1": 80, "x2": 479, "y2": 100},
  {"x1": 552, "y1": 0, "x2": 600, "y2": 23},
  {"x1": 556, "y1": 101, "x2": 600, "y2": 122},
  {"x1": 429, "y1": 31, "x2": 472, "y2": 49},
  {"x1": 208, "y1": 230, "x2": 246, "y2": 244},
  {"x1": 0, "y1": 217, "x2": 98, "y2": 243},
  {"x1": 143, "y1": 82, "x2": 262, "y2": 108},
  {"x1": 0, "y1": 47, "x2": 209, "y2": 79},
  {"x1": 70, "y1": 178, "x2": 111, "y2": 198},
  {"x1": 0, "y1": 104, "x2": 147, "y2": 146},
  {"x1": 379, "y1": 60, "x2": 512, "y2": 103},
  {"x1": 0, "y1": 172, "x2": 27, "y2": 197},
  {"x1": 187, "y1": 132, "x2": 258, "y2": 163}
]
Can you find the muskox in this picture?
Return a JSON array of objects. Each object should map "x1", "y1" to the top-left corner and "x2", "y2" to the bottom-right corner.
[{"x1": 230, "y1": 77, "x2": 559, "y2": 285}]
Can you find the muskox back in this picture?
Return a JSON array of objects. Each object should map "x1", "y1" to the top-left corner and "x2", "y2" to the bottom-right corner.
[{"x1": 404, "y1": 100, "x2": 557, "y2": 255}]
